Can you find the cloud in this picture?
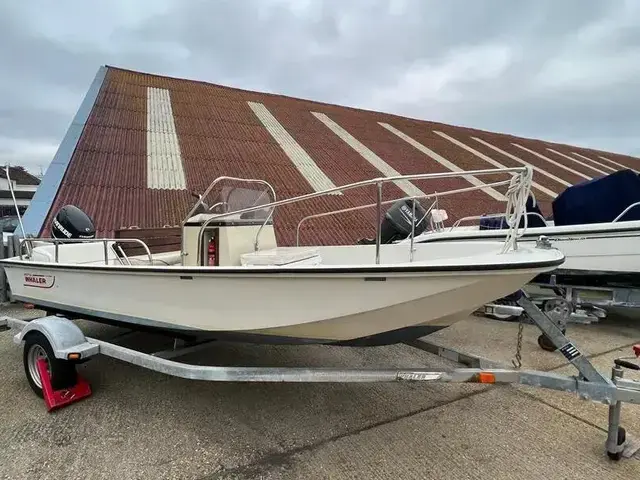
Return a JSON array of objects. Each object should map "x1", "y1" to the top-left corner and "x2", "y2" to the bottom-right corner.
[
  {"x1": 366, "y1": 43, "x2": 518, "y2": 107},
  {"x1": 0, "y1": 0, "x2": 638, "y2": 175}
]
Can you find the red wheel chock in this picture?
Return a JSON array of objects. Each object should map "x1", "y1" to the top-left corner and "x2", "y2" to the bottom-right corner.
[
  {"x1": 633, "y1": 345, "x2": 640, "y2": 358},
  {"x1": 36, "y1": 358, "x2": 92, "y2": 412}
]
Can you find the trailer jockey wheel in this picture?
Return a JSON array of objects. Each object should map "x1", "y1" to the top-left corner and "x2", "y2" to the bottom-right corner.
[
  {"x1": 537, "y1": 332, "x2": 566, "y2": 352},
  {"x1": 23, "y1": 331, "x2": 77, "y2": 398},
  {"x1": 537, "y1": 298, "x2": 571, "y2": 352},
  {"x1": 607, "y1": 426, "x2": 627, "y2": 461}
]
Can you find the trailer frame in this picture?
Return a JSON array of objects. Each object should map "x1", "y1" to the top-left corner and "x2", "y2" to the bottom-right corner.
[{"x1": 1, "y1": 290, "x2": 639, "y2": 461}]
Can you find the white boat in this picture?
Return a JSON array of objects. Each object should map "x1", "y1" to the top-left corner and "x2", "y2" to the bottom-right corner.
[
  {"x1": 400, "y1": 169, "x2": 640, "y2": 281},
  {"x1": 393, "y1": 169, "x2": 640, "y2": 323},
  {"x1": 0, "y1": 167, "x2": 564, "y2": 346},
  {"x1": 406, "y1": 215, "x2": 640, "y2": 278}
]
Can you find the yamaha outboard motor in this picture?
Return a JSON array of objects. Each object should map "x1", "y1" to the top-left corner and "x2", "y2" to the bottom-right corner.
[
  {"x1": 357, "y1": 199, "x2": 428, "y2": 245},
  {"x1": 51, "y1": 205, "x2": 96, "y2": 240}
]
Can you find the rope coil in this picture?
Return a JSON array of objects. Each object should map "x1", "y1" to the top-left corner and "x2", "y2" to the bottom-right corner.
[{"x1": 501, "y1": 167, "x2": 534, "y2": 253}]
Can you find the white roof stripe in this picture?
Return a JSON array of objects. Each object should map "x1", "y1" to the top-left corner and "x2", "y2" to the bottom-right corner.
[
  {"x1": 512, "y1": 143, "x2": 591, "y2": 180},
  {"x1": 146, "y1": 87, "x2": 187, "y2": 190},
  {"x1": 471, "y1": 137, "x2": 571, "y2": 188},
  {"x1": 597, "y1": 155, "x2": 639, "y2": 173},
  {"x1": 570, "y1": 152, "x2": 617, "y2": 173},
  {"x1": 312, "y1": 113, "x2": 425, "y2": 198},
  {"x1": 247, "y1": 102, "x2": 341, "y2": 195},
  {"x1": 434, "y1": 131, "x2": 556, "y2": 199},
  {"x1": 546, "y1": 148, "x2": 608, "y2": 176},
  {"x1": 379, "y1": 123, "x2": 506, "y2": 202}
]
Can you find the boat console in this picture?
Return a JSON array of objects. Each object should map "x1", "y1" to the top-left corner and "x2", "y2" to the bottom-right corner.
[
  {"x1": 181, "y1": 211, "x2": 277, "y2": 267},
  {"x1": 180, "y1": 179, "x2": 287, "y2": 267}
]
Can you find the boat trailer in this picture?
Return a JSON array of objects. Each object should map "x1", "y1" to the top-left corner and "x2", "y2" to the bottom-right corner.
[
  {"x1": 482, "y1": 268, "x2": 640, "y2": 329},
  {"x1": 1, "y1": 290, "x2": 639, "y2": 461}
]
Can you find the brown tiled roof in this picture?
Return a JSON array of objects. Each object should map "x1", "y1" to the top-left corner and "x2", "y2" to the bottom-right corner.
[
  {"x1": 0, "y1": 166, "x2": 40, "y2": 186},
  {"x1": 40, "y1": 65, "x2": 640, "y2": 245}
]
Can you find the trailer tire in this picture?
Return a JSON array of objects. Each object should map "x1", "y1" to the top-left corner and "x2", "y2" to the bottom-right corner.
[
  {"x1": 537, "y1": 328, "x2": 567, "y2": 352},
  {"x1": 23, "y1": 331, "x2": 78, "y2": 398}
]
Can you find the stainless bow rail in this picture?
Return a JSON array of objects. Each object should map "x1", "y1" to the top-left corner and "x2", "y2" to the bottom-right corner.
[
  {"x1": 450, "y1": 200, "x2": 640, "y2": 231},
  {"x1": 448, "y1": 212, "x2": 549, "y2": 230},
  {"x1": 193, "y1": 167, "x2": 534, "y2": 265},
  {"x1": 613, "y1": 202, "x2": 640, "y2": 222},
  {"x1": 17, "y1": 237, "x2": 154, "y2": 265},
  {"x1": 294, "y1": 178, "x2": 519, "y2": 246}
]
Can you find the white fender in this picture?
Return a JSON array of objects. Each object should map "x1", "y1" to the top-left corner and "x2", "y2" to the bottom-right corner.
[{"x1": 13, "y1": 315, "x2": 99, "y2": 360}]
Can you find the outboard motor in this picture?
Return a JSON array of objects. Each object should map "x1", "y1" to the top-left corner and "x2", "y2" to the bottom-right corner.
[
  {"x1": 51, "y1": 205, "x2": 96, "y2": 240},
  {"x1": 357, "y1": 199, "x2": 428, "y2": 245}
]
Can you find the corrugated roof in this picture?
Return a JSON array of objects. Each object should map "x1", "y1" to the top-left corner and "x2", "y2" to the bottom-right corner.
[
  {"x1": 0, "y1": 166, "x2": 41, "y2": 186},
  {"x1": 34, "y1": 65, "x2": 640, "y2": 245}
]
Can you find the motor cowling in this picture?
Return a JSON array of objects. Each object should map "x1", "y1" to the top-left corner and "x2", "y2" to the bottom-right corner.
[
  {"x1": 356, "y1": 199, "x2": 428, "y2": 245},
  {"x1": 51, "y1": 205, "x2": 96, "y2": 240}
]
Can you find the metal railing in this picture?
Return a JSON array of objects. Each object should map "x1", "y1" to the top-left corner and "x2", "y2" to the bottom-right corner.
[
  {"x1": 613, "y1": 202, "x2": 640, "y2": 222},
  {"x1": 4, "y1": 165, "x2": 31, "y2": 257},
  {"x1": 194, "y1": 167, "x2": 534, "y2": 264},
  {"x1": 449, "y1": 212, "x2": 549, "y2": 230},
  {"x1": 294, "y1": 178, "x2": 517, "y2": 246},
  {"x1": 295, "y1": 198, "x2": 437, "y2": 247},
  {"x1": 447, "y1": 200, "x2": 640, "y2": 230},
  {"x1": 181, "y1": 176, "x2": 277, "y2": 265},
  {"x1": 18, "y1": 237, "x2": 154, "y2": 265}
]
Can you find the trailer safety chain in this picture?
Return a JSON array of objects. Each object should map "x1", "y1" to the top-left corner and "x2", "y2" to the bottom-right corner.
[{"x1": 512, "y1": 315, "x2": 524, "y2": 369}]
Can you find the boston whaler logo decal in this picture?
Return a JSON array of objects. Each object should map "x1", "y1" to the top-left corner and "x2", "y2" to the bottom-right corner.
[{"x1": 23, "y1": 273, "x2": 55, "y2": 289}]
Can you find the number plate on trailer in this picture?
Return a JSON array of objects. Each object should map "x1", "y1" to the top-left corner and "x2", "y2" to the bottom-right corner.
[{"x1": 559, "y1": 343, "x2": 581, "y2": 362}]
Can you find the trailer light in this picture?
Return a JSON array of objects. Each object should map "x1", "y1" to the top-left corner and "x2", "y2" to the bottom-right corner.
[
  {"x1": 477, "y1": 372, "x2": 496, "y2": 384},
  {"x1": 67, "y1": 353, "x2": 81, "y2": 361}
]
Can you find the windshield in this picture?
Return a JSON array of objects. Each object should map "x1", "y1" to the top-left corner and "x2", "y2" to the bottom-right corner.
[{"x1": 186, "y1": 178, "x2": 275, "y2": 221}]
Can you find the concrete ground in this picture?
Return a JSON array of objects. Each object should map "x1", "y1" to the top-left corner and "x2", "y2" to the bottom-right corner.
[{"x1": 1, "y1": 304, "x2": 640, "y2": 480}]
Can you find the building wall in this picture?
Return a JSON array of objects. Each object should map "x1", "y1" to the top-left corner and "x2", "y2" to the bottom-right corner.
[{"x1": 0, "y1": 175, "x2": 39, "y2": 216}]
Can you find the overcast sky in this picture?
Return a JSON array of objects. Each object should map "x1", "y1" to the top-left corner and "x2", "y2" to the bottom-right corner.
[{"x1": 1, "y1": 0, "x2": 639, "y2": 175}]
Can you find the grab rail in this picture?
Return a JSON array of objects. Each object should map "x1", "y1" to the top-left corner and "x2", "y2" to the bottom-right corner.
[
  {"x1": 450, "y1": 212, "x2": 548, "y2": 230},
  {"x1": 613, "y1": 202, "x2": 640, "y2": 222},
  {"x1": 182, "y1": 176, "x2": 277, "y2": 224},
  {"x1": 180, "y1": 176, "x2": 277, "y2": 265},
  {"x1": 294, "y1": 178, "x2": 515, "y2": 246},
  {"x1": 18, "y1": 237, "x2": 154, "y2": 265},
  {"x1": 198, "y1": 166, "x2": 534, "y2": 264}
]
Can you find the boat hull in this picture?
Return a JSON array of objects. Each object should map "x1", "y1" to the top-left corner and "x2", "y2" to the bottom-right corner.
[
  {"x1": 4, "y1": 264, "x2": 549, "y2": 345},
  {"x1": 410, "y1": 222, "x2": 640, "y2": 279}
]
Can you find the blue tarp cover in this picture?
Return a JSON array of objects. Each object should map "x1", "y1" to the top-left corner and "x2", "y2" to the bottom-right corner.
[{"x1": 551, "y1": 169, "x2": 640, "y2": 226}]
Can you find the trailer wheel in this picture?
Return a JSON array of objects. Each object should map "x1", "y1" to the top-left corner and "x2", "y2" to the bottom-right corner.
[
  {"x1": 537, "y1": 328, "x2": 567, "y2": 352},
  {"x1": 537, "y1": 334, "x2": 556, "y2": 352},
  {"x1": 23, "y1": 331, "x2": 77, "y2": 398}
]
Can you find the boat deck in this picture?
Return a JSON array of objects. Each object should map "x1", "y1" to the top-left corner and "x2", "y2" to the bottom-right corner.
[{"x1": 0, "y1": 303, "x2": 639, "y2": 479}]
